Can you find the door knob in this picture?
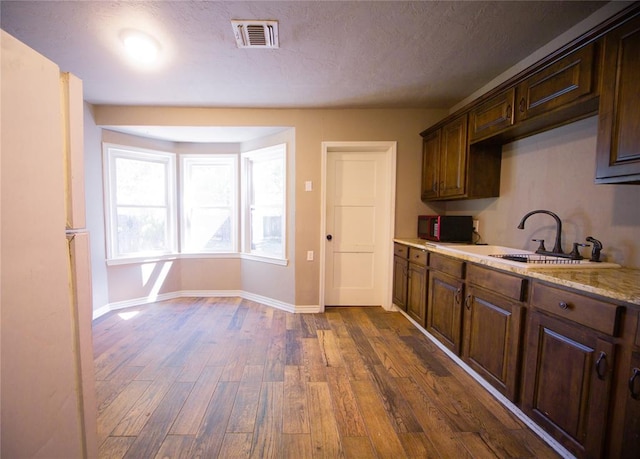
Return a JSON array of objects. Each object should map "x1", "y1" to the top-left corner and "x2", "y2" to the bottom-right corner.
[{"x1": 326, "y1": 234, "x2": 332, "y2": 241}]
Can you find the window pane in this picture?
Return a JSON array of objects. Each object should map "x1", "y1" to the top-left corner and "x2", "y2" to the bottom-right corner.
[
  {"x1": 189, "y1": 164, "x2": 233, "y2": 207},
  {"x1": 105, "y1": 145, "x2": 176, "y2": 259},
  {"x1": 116, "y1": 207, "x2": 168, "y2": 255},
  {"x1": 184, "y1": 208, "x2": 232, "y2": 251},
  {"x1": 182, "y1": 157, "x2": 237, "y2": 253},
  {"x1": 252, "y1": 157, "x2": 284, "y2": 206},
  {"x1": 245, "y1": 147, "x2": 285, "y2": 259},
  {"x1": 250, "y1": 206, "x2": 283, "y2": 256},
  {"x1": 115, "y1": 157, "x2": 167, "y2": 206}
]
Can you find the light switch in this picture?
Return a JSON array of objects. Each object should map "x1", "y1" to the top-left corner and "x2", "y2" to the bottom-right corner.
[
  {"x1": 305, "y1": 181, "x2": 313, "y2": 191},
  {"x1": 306, "y1": 250, "x2": 314, "y2": 261}
]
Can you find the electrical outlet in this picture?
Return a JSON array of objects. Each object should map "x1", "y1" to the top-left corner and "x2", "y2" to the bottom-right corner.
[
  {"x1": 473, "y1": 219, "x2": 480, "y2": 233},
  {"x1": 306, "y1": 250, "x2": 314, "y2": 261}
]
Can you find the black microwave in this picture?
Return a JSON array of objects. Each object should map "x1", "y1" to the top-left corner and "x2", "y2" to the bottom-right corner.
[{"x1": 418, "y1": 215, "x2": 473, "y2": 242}]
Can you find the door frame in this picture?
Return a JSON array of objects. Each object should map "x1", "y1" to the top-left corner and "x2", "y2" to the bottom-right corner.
[{"x1": 319, "y1": 141, "x2": 397, "y2": 312}]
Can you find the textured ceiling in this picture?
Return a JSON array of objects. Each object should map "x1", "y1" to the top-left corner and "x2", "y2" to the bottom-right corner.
[{"x1": 1, "y1": 1, "x2": 610, "y2": 110}]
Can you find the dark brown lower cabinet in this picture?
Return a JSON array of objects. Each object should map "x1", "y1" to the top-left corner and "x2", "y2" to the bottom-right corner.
[
  {"x1": 522, "y1": 311, "x2": 616, "y2": 458},
  {"x1": 406, "y1": 247, "x2": 428, "y2": 326},
  {"x1": 621, "y1": 351, "x2": 640, "y2": 459},
  {"x1": 427, "y1": 270, "x2": 464, "y2": 354},
  {"x1": 392, "y1": 254, "x2": 408, "y2": 311},
  {"x1": 462, "y1": 285, "x2": 524, "y2": 401},
  {"x1": 406, "y1": 260, "x2": 427, "y2": 326}
]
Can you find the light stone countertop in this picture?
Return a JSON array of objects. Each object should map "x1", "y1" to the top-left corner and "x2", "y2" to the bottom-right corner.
[{"x1": 394, "y1": 238, "x2": 640, "y2": 307}]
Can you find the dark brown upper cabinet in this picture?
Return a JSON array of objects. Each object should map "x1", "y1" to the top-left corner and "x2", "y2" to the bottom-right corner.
[
  {"x1": 515, "y1": 43, "x2": 599, "y2": 124},
  {"x1": 596, "y1": 13, "x2": 640, "y2": 184},
  {"x1": 420, "y1": 129, "x2": 441, "y2": 201},
  {"x1": 439, "y1": 114, "x2": 469, "y2": 199},
  {"x1": 421, "y1": 114, "x2": 502, "y2": 202},
  {"x1": 468, "y1": 43, "x2": 599, "y2": 146},
  {"x1": 419, "y1": 3, "x2": 640, "y2": 198},
  {"x1": 421, "y1": 115, "x2": 468, "y2": 201},
  {"x1": 469, "y1": 88, "x2": 516, "y2": 143}
]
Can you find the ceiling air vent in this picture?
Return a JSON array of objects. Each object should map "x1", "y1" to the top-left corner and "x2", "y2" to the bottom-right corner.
[{"x1": 231, "y1": 20, "x2": 279, "y2": 49}]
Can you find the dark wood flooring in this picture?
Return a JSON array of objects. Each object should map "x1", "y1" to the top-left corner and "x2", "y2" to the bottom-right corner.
[{"x1": 93, "y1": 297, "x2": 560, "y2": 458}]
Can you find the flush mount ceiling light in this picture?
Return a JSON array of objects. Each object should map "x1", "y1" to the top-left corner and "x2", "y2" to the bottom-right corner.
[
  {"x1": 121, "y1": 29, "x2": 160, "y2": 64},
  {"x1": 231, "y1": 20, "x2": 279, "y2": 48}
]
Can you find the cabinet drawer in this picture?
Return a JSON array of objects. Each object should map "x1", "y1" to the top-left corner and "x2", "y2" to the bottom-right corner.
[
  {"x1": 430, "y1": 253, "x2": 464, "y2": 278},
  {"x1": 394, "y1": 243, "x2": 409, "y2": 258},
  {"x1": 408, "y1": 247, "x2": 428, "y2": 266},
  {"x1": 466, "y1": 264, "x2": 527, "y2": 302},
  {"x1": 531, "y1": 283, "x2": 622, "y2": 336}
]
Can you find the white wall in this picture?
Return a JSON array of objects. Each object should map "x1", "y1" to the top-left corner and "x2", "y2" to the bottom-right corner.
[
  {"x1": 84, "y1": 125, "x2": 306, "y2": 311},
  {"x1": 447, "y1": 116, "x2": 640, "y2": 268},
  {"x1": 84, "y1": 104, "x2": 109, "y2": 313},
  {"x1": 441, "y1": 2, "x2": 640, "y2": 268},
  {"x1": 88, "y1": 107, "x2": 444, "y2": 310},
  {"x1": 84, "y1": 2, "x2": 640, "y2": 312}
]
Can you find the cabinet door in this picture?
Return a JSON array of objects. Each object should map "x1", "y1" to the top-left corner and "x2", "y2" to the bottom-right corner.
[
  {"x1": 427, "y1": 270, "x2": 464, "y2": 354},
  {"x1": 421, "y1": 129, "x2": 440, "y2": 200},
  {"x1": 406, "y1": 262, "x2": 427, "y2": 326},
  {"x1": 439, "y1": 114, "x2": 468, "y2": 199},
  {"x1": 469, "y1": 88, "x2": 516, "y2": 142},
  {"x1": 621, "y1": 351, "x2": 640, "y2": 459},
  {"x1": 596, "y1": 15, "x2": 640, "y2": 183},
  {"x1": 392, "y1": 255, "x2": 408, "y2": 310},
  {"x1": 522, "y1": 312, "x2": 615, "y2": 458},
  {"x1": 462, "y1": 286, "x2": 523, "y2": 401},
  {"x1": 515, "y1": 43, "x2": 597, "y2": 123}
]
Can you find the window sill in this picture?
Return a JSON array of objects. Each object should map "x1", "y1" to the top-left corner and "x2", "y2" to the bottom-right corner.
[
  {"x1": 106, "y1": 252, "x2": 288, "y2": 267},
  {"x1": 240, "y1": 253, "x2": 289, "y2": 266}
]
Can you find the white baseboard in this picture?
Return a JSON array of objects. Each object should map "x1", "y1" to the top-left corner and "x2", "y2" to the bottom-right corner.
[
  {"x1": 92, "y1": 290, "x2": 322, "y2": 320},
  {"x1": 92, "y1": 304, "x2": 112, "y2": 320}
]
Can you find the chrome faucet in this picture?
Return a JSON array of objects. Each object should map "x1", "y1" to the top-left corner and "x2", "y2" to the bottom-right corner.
[{"x1": 517, "y1": 210, "x2": 564, "y2": 255}]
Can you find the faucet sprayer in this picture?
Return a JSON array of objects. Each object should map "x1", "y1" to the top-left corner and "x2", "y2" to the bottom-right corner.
[{"x1": 586, "y1": 236, "x2": 603, "y2": 262}]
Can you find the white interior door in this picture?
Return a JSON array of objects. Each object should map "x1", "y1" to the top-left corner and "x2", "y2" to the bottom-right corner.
[{"x1": 322, "y1": 142, "x2": 395, "y2": 307}]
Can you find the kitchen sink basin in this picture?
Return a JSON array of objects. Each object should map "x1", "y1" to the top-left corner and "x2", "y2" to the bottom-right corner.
[
  {"x1": 436, "y1": 244, "x2": 528, "y2": 256},
  {"x1": 430, "y1": 244, "x2": 620, "y2": 269}
]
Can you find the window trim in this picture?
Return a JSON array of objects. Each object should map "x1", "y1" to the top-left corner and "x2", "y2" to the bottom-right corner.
[{"x1": 103, "y1": 143, "x2": 177, "y2": 260}]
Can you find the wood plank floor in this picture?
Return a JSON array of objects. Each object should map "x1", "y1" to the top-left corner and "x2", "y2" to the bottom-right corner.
[{"x1": 93, "y1": 298, "x2": 560, "y2": 458}]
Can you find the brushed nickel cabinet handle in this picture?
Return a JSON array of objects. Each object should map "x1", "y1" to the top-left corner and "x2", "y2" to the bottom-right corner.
[
  {"x1": 506, "y1": 104, "x2": 512, "y2": 120},
  {"x1": 559, "y1": 301, "x2": 569, "y2": 310}
]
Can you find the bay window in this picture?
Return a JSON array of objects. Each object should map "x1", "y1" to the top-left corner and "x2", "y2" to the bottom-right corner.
[{"x1": 103, "y1": 142, "x2": 286, "y2": 263}]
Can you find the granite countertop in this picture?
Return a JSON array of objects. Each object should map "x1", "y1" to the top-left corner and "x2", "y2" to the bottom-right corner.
[{"x1": 394, "y1": 238, "x2": 640, "y2": 306}]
